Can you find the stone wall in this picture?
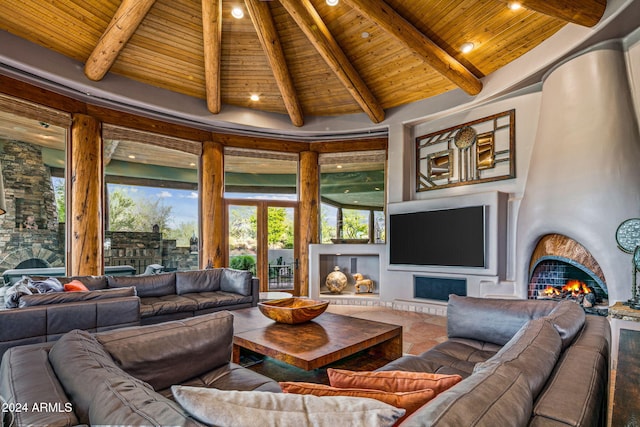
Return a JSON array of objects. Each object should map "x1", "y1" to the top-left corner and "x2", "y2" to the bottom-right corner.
[{"x1": 0, "y1": 140, "x2": 64, "y2": 272}]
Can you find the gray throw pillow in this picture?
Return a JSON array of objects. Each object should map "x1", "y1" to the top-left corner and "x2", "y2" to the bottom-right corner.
[{"x1": 172, "y1": 386, "x2": 405, "y2": 427}]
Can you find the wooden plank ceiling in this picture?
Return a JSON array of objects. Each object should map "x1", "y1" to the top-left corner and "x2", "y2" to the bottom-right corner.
[{"x1": 0, "y1": 0, "x2": 605, "y2": 127}]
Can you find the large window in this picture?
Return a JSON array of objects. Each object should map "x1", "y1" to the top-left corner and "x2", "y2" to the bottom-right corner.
[
  {"x1": 0, "y1": 95, "x2": 69, "y2": 281},
  {"x1": 319, "y1": 151, "x2": 386, "y2": 244},
  {"x1": 103, "y1": 126, "x2": 200, "y2": 274}
]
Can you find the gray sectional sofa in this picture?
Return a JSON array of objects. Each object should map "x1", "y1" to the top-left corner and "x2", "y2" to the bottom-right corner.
[
  {"x1": 380, "y1": 295, "x2": 610, "y2": 427},
  {"x1": 0, "y1": 311, "x2": 280, "y2": 426},
  {"x1": 0, "y1": 268, "x2": 259, "y2": 357},
  {"x1": 0, "y1": 294, "x2": 609, "y2": 427}
]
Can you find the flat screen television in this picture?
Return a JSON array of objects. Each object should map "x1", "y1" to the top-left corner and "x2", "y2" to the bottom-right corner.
[{"x1": 389, "y1": 205, "x2": 485, "y2": 267}]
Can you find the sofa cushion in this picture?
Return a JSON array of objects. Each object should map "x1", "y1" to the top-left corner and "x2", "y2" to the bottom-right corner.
[
  {"x1": 0, "y1": 344, "x2": 79, "y2": 427},
  {"x1": 172, "y1": 386, "x2": 405, "y2": 427},
  {"x1": 545, "y1": 300, "x2": 585, "y2": 350},
  {"x1": 176, "y1": 269, "x2": 222, "y2": 295},
  {"x1": 446, "y1": 294, "x2": 557, "y2": 346},
  {"x1": 220, "y1": 269, "x2": 252, "y2": 296},
  {"x1": 182, "y1": 291, "x2": 253, "y2": 310},
  {"x1": 473, "y1": 318, "x2": 562, "y2": 399},
  {"x1": 88, "y1": 374, "x2": 198, "y2": 426},
  {"x1": 280, "y1": 381, "x2": 435, "y2": 419},
  {"x1": 327, "y1": 369, "x2": 462, "y2": 394},
  {"x1": 108, "y1": 272, "x2": 176, "y2": 297},
  {"x1": 96, "y1": 312, "x2": 234, "y2": 391},
  {"x1": 138, "y1": 295, "x2": 198, "y2": 318},
  {"x1": 18, "y1": 287, "x2": 136, "y2": 308},
  {"x1": 157, "y1": 362, "x2": 282, "y2": 399},
  {"x1": 48, "y1": 329, "x2": 152, "y2": 424},
  {"x1": 400, "y1": 364, "x2": 532, "y2": 427}
]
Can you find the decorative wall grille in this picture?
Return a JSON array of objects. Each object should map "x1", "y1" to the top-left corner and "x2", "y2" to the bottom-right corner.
[{"x1": 416, "y1": 110, "x2": 515, "y2": 191}]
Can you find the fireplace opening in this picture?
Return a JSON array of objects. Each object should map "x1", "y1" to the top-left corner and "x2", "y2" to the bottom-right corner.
[
  {"x1": 15, "y1": 258, "x2": 50, "y2": 269},
  {"x1": 528, "y1": 235, "x2": 608, "y2": 316}
]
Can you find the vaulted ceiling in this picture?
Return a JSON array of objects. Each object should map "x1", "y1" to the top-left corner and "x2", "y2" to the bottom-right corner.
[{"x1": 0, "y1": 0, "x2": 606, "y2": 127}]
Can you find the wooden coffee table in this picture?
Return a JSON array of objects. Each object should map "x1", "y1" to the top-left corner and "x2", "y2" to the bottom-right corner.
[{"x1": 232, "y1": 307, "x2": 402, "y2": 371}]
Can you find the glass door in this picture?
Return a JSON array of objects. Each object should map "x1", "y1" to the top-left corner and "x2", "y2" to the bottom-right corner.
[{"x1": 226, "y1": 201, "x2": 298, "y2": 295}]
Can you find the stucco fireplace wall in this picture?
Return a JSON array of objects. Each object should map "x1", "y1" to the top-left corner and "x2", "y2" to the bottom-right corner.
[{"x1": 516, "y1": 43, "x2": 640, "y2": 303}]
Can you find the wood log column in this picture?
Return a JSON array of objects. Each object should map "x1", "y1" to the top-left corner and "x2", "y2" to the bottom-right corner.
[
  {"x1": 70, "y1": 114, "x2": 103, "y2": 276},
  {"x1": 298, "y1": 151, "x2": 319, "y2": 297},
  {"x1": 201, "y1": 141, "x2": 225, "y2": 268}
]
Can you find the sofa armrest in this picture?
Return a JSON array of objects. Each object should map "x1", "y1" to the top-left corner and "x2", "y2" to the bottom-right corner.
[{"x1": 251, "y1": 277, "x2": 259, "y2": 307}]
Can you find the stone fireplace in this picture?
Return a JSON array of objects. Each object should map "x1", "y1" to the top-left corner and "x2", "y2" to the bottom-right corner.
[
  {"x1": 0, "y1": 140, "x2": 65, "y2": 273},
  {"x1": 515, "y1": 45, "x2": 640, "y2": 304}
]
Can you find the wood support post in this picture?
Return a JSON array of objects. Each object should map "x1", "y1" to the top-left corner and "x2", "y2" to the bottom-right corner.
[
  {"x1": 70, "y1": 114, "x2": 103, "y2": 276},
  {"x1": 298, "y1": 151, "x2": 319, "y2": 296},
  {"x1": 201, "y1": 141, "x2": 225, "y2": 268}
]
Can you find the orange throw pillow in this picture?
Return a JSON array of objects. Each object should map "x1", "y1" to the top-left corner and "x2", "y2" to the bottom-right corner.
[
  {"x1": 280, "y1": 381, "x2": 435, "y2": 418},
  {"x1": 327, "y1": 369, "x2": 462, "y2": 394},
  {"x1": 64, "y1": 280, "x2": 89, "y2": 292}
]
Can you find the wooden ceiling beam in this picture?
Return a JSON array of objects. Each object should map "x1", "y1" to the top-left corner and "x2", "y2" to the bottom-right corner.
[
  {"x1": 512, "y1": 0, "x2": 607, "y2": 28},
  {"x1": 245, "y1": 0, "x2": 304, "y2": 127},
  {"x1": 84, "y1": 0, "x2": 156, "y2": 81},
  {"x1": 202, "y1": 0, "x2": 223, "y2": 114},
  {"x1": 278, "y1": 0, "x2": 385, "y2": 124},
  {"x1": 341, "y1": 0, "x2": 482, "y2": 96}
]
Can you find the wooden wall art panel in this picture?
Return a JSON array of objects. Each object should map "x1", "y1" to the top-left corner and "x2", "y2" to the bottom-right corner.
[{"x1": 416, "y1": 110, "x2": 515, "y2": 192}]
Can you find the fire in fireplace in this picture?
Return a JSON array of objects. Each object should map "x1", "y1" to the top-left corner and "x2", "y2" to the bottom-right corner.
[{"x1": 538, "y1": 279, "x2": 597, "y2": 307}]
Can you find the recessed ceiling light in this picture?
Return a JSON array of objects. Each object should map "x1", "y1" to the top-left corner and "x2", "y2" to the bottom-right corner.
[
  {"x1": 507, "y1": 2, "x2": 522, "y2": 11},
  {"x1": 336, "y1": 165, "x2": 343, "y2": 169},
  {"x1": 361, "y1": 32, "x2": 370, "y2": 39},
  {"x1": 231, "y1": 6, "x2": 244, "y2": 19},
  {"x1": 460, "y1": 42, "x2": 475, "y2": 54},
  {"x1": 128, "y1": 155, "x2": 136, "y2": 159},
  {"x1": 250, "y1": 94, "x2": 260, "y2": 101},
  {"x1": 189, "y1": 162, "x2": 196, "y2": 167},
  {"x1": 326, "y1": 0, "x2": 339, "y2": 6}
]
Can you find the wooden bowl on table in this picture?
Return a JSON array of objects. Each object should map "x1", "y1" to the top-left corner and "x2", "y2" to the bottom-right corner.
[{"x1": 258, "y1": 297, "x2": 329, "y2": 324}]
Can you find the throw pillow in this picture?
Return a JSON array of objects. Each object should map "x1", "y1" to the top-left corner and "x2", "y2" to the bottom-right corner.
[
  {"x1": 327, "y1": 369, "x2": 462, "y2": 394},
  {"x1": 64, "y1": 280, "x2": 89, "y2": 292},
  {"x1": 280, "y1": 381, "x2": 435, "y2": 418},
  {"x1": 172, "y1": 386, "x2": 405, "y2": 427}
]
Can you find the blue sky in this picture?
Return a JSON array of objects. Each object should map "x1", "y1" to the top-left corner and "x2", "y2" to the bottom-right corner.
[{"x1": 109, "y1": 184, "x2": 198, "y2": 228}]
